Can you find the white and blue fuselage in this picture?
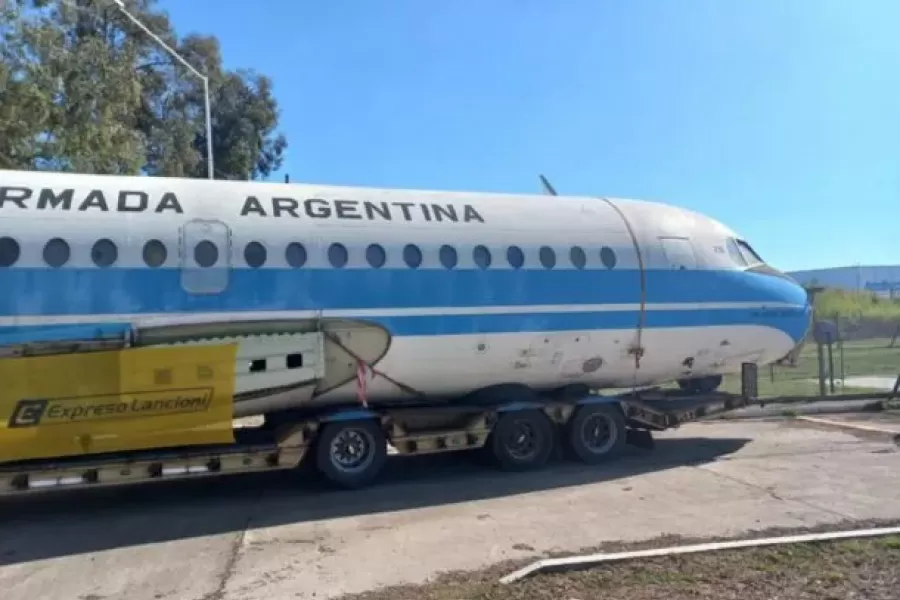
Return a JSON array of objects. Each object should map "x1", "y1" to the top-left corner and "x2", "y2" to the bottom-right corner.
[{"x1": 0, "y1": 170, "x2": 811, "y2": 410}]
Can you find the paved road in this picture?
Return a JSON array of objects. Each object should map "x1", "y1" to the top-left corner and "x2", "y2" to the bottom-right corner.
[
  {"x1": 799, "y1": 410, "x2": 900, "y2": 434},
  {"x1": 718, "y1": 397, "x2": 887, "y2": 418},
  {"x1": 1, "y1": 417, "x2": 898, "y2": 600},
  {"x1": 841, "y1": 376, "x2": 899, "y2": 391}
]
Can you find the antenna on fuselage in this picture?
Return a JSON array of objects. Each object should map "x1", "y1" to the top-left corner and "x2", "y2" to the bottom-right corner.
[{"x1": 538, "y1": 174, "x2": 558, "y2": 196}]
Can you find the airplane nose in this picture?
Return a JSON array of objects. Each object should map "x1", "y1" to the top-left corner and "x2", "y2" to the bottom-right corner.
[
  {"x1": 798, "y1": 279, "x2": 815, "y2": 338},
  {"x1": 774, "y1": 271, "x2": 815, "y2": 364},
  {"x1": 747, "y1": 264, "x2": 813, "y2": 355},
  {"x1": 781, "y1": 269, "x2": 814, "y2": 338}
]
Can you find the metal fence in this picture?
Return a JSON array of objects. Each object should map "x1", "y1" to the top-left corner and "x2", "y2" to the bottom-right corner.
[{"x1": 722, "y1": 316, "x2": 900, "y2": 400}]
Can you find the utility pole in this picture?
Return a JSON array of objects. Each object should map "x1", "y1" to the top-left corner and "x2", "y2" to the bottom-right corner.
[{"x1": 112, "y1": 0, "x2": 214, "y2": 180}]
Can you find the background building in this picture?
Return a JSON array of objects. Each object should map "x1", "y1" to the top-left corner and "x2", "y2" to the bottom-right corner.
[{"x1": 788, "y1": 265, "x2": 900, "y2": 299}]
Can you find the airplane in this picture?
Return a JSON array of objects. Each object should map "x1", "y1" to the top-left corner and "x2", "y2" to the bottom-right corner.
[{"x1": 0, "y1": 169, "x2": 813, "y2": 421}]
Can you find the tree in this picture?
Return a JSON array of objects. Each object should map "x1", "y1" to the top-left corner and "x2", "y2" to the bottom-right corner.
[{"x1": 0, "y1": 0, "x2": 286, "y2": 179}]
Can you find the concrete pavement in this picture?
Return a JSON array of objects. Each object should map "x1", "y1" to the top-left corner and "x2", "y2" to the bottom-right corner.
[{"x1": 1, "y1": 416, "x2": 898, "y2": 600}]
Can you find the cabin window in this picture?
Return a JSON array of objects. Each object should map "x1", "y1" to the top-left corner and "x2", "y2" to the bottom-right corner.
[
  {"x1": 539, "y1": 246, "x2": 556, "y2": 269},
  {"x1": 143, "y1": 240, "x2": 167, "y2": 268},
  {"x1": 366, "y1": 243, "x2": 386, "y2": 268},
  {"x1": 403, "y1": 244, "x2": 422, "y2": 269},
  {"x1": 43, "y1": 238, "x2": 70, "y2": 268},
  {"x1": 328, "y1": 243, "x2": 348, "y2": 268},
  {"x1": 506, "y1": 245, "x2": 524, "y2": 269},
  {"x1": 244, "y1": 241, "x2": 267, "y2": 268},
  {"x1": 439, "y1": 245, "x2": 457, "y2": 269},
  {"x1": 194, "y1": 240, "x2": 219, "y2": 268},
  {"x1": 569, "y1": 246, "x2": 586, "y2": 270},
  {"x1": 91, "y1": 238, "x2": 118, "y2": 268},
  {"x1": 600, "y1": 246, "x2": 617, "y2": 270},
  {"x1": 285, "y1": 242, "x2": 307, "y2": 268},
  {"x1": 473, "y1": 245, "x2": 491, "y2": 269},
  {"x1": 0, "y1": 237, "x2": 20, "y2": 267}
]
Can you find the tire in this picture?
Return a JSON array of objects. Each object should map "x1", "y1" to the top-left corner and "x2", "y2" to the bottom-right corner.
[
  {"x1": 565, "y1": 403, "x2": 627, "y2": 464},
  {"x1": 489, "y1": 409, "x2": 555, "y2": 471},
  {"x1": 314, "y1": 419, "x2": 387, "y2": 489}
]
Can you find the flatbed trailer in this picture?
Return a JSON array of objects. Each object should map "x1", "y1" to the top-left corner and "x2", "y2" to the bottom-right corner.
[{"x1": 0, "y1": 364, "x2": 759, "y2": 496}]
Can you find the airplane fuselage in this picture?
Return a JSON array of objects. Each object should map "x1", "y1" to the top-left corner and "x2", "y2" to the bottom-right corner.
[{"x1": 0, "y1": 170, "x2": 812, "y2": 409}]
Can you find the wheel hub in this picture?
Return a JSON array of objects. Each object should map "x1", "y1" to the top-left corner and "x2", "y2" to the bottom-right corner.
[
  {"x1": 580, "y1": 413, "x2": 616, "y2": 454},
  {"x1": 330, "y1": 429, "x2": 373, "y2": 473},
  {"x1": 505, "y1": 419, "x2": 538, "y2": 460}
]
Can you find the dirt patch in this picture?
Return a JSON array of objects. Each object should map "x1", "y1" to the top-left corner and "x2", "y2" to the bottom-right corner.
[{"x1": 338, "y1": 520, "x2": 900, "y2": 600}]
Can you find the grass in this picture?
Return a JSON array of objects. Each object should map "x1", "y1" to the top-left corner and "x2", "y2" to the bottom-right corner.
[
  {"x1": 718, "y1": 337, "x2": 900, "y2": 399},
  {"x1": 340, "y1": 529, "x2": 900, "y2": 600}
]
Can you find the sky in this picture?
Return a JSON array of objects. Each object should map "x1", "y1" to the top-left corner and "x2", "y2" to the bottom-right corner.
[{"x1": 157, "y1": 0, "x2": 900, "y2": 272}]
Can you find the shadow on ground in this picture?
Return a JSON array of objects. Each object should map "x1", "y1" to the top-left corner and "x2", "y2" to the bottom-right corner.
[{"x1": 0, "y1": 435, "x2": 750, "y2": 566}]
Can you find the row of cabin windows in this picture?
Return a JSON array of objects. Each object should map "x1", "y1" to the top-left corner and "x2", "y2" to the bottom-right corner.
[{"x1": 0, "y1": 236, "x2": 620, "y2": 271}]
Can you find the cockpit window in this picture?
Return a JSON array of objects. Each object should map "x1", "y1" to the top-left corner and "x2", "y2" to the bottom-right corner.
[
  {"x1": 726, "y1": 238, "x2": 747, "y2": 267},
  {"x1": 735, "y1": 239, "x2": 764, "y2": 265}
]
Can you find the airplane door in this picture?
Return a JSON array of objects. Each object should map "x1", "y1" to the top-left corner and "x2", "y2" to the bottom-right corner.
[
  {"x1": 180, "y1": 219, "x2": 231, "y2": 294},
  {"x1": 658, "y1": 237, "x2": 697, "y2": 270}
]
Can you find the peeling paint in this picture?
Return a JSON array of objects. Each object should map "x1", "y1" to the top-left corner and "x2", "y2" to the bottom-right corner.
[{"x1": 582, "y1": 357, "x2": 603, "y2": 373}]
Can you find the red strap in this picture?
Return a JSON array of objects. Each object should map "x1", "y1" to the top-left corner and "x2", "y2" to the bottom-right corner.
[{"x1": 356, "y1": 359, "x2": 369, "y2": 408}]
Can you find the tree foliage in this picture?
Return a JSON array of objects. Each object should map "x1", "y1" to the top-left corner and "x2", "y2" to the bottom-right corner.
[
  {"x1": 0, "y1": 0, "x2": 286, "y2": 179},
  {"x1": 814, "y1": 288, "x2": 900, "y2": 321}
]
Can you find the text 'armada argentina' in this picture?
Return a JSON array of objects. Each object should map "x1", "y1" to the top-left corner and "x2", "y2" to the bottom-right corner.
[{"x1": 0, "y1": 187, "x2": 486, "y2": 224}]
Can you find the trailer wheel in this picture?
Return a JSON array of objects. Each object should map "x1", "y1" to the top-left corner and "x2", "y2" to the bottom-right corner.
[
  {"x1": 565, "y1": 403, "x2": 627, "y2": 464},
  {"x1": 490, "y1": 409, "x2": 555, "y2": 471},
  {"x1": 315, "y1": 419, "x2": 387, "y2": 489}
]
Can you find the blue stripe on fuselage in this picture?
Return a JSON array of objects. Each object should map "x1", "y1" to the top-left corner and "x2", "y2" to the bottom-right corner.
[
  {"x1": 0, "y1": 267, "x2": 811, "y2": 344},
  {"x1": 0, "y1": 307, "x2": 810, "y2": 346},
  {"x1": 377, "y1": 307, "x2": 810, "y2": 340},
  {"x1": 0, "y1": 322, "x2": 132, "y2": 345},
  {"x1": 0, "y1": 267, "x2": 808, "y2": 314}
]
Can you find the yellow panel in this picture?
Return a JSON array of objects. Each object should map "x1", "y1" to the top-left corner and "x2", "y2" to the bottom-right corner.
[{"x1": 0, "y1": 344, "x2": 237, "y2": 463}]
